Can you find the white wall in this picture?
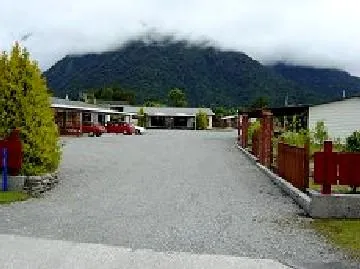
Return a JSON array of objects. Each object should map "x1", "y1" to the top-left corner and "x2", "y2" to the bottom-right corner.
[
  {"x1": 309, "y1": 98, "x2": 360, "y2": 140},
  {"x1": 187, "y1": 117, "x2": 195, "y2": 128},
  {"x1": 207, "y1": 116, "x2": 213, "y2": 129},
  {"x1": 91, "y1": 113, "x2": 98, "y2": 124}
]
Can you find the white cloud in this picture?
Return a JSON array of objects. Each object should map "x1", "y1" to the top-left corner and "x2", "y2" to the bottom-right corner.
[{"x1": 1, "y1": 0, "x2": 360, "y2": 75}]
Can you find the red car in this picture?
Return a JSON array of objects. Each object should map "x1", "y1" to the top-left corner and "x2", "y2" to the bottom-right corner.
[
  {"x1": 82, "y1": 123, "x2": 106, "y2": 137},
  {"x1": 106, "y1": 121, "x2": 135, "y2": 135}
]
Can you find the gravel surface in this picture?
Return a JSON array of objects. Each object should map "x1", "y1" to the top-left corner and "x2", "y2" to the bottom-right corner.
[{"x1": 0, "y1": 130, "x2": 358, "y2": 269}]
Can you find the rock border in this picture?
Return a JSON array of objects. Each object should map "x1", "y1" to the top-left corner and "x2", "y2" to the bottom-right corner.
[{"x1": 7, "y1": 171, "x2": 60, "y2": 197}]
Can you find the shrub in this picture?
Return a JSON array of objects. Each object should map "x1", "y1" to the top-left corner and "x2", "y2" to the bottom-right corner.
[
  {"x1": 248, "y1": 120, "x2": 260, "y2": 141},
  {"x1": 0, "y1": 43, "x2": 61, "y2": 175},
  {"x1": 313, "y1": 120, "x2": 329, "y2": 144},
  {"x1": 281, "y1": 129, "x2": 310, "y2": 147},
  {"x1": 196, "y1": 110, "x2": 208, "y2": 130},
  {"x1": 345, "y1": 131, "x2": 360, "y2": 152},
  {"x1": 137, "y1": 107, "x2": 146, "y2": 127}
]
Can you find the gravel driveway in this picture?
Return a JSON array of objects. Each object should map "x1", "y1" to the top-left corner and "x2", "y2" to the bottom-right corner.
[{"x1": 0, "y1": 130, "x2": 357, "y2": 269}]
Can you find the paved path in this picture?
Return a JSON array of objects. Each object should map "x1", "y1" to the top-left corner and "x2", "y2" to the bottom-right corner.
[
  {"x1": 0, "y1": 234, "x2": 291, "y2": 269},
  {"x1": 0, "y1": 130, "x2": 357, "y2": 268}
]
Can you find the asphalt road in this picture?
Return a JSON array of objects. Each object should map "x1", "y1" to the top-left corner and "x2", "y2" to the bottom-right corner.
[{"x1": 0, "y1": 130, "x2": 358, "y2": 269}]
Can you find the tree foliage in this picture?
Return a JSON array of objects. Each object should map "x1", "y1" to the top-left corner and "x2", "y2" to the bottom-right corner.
[
  {"x1": 271, "y1": 62, "x2": 360, "y2": 103},
  {"x1": 168, "y1": 88, "x2": 187, "y2": 107},
  {"x1": 85, "y1": 87, "x2": 136, "y2": 104},
  {"x1": 196, "y1": 110, "x2": 208, "y2": 130},
  {"x1": 0, "y1": 43, "x2": 61, "y2": 175},
  {"x1": 144, "y1": 100, "x2": 166, "y2": 107},
  {"x1": 249, "y1": 96, "x2": 269, "y2": 110}
]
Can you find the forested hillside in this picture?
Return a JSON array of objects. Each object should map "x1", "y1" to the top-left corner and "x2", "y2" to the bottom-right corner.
[
  {"x1": 44, "y1": 38, "x2": 321, "y2": 107},
  {"x1": 44, "y1": 38, "x2": 360, "y2": 107},
  {"x1": 270, "y1": 62, "x2": 360, "y2": 100}
]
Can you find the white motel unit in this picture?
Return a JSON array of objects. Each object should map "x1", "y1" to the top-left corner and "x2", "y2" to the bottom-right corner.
[{"x1": 308, "y1": 97, "x2": 360, "y2": 141}]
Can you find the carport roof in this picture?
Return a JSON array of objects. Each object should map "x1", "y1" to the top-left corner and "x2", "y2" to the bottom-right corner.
[
  {"x1": 123, "y1": 106, "x2": 215, "y2": 116},
  {"x1": 51, "y1": 97, "x2": 123, "y2": 114}
]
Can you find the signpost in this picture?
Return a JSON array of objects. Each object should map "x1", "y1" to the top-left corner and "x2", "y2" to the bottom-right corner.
[{"x1": 2, "y1": 148, "x2": 8, "y2": 191}]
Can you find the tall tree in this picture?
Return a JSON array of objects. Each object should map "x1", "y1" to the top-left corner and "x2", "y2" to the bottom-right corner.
[
  {"x1": 249, "y1": 96, "x2": 269, "y2": 110},
  {"x1": 0, "y1": 42, "x2": 61, "y2": 175},
  {"x1": 168, "y1": 88, "x2": 187, "y2": 107}
]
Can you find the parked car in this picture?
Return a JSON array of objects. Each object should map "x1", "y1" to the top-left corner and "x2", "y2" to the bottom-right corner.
[
  {"x1": 82, "y1": 123, "x2": 106, "y2": 137},
  {"x1": 106, "y1": 121, "x2": 135, "y2": 135},
  {"x1": 134, "y1": 125, "x2": 146, "y2": 135}
]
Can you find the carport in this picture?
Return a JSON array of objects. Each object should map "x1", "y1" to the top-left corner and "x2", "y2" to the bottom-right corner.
[{"x1": 51, "y1": 97, "x2": 123, "y2": 135}]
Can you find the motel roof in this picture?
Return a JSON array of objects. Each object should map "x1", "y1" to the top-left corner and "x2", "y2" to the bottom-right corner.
[
  {"x1": 51, "y1": 97, "x2": 123, "y2": 114},
  {"x1": 123, "y1": 106, "x2": 215, "y2": 117}
]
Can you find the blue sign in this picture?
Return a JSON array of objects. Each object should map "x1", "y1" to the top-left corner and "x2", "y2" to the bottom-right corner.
[{"x1": 2, "y1": 148, "x2": 8, "y2": 191}]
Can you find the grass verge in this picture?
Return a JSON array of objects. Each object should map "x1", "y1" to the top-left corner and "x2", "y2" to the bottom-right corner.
[
  {"x1": 312, "y1": 219, "x2": 360, "y2": 258},
  {"x1": 0, "y1": 191, "x2": 30, "y2": 204}
]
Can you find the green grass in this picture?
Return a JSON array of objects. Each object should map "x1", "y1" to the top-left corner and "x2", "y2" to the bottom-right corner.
[
  {"x1": 0, "y1": 191, "x2": 30, "y2": 204},
  {"x1": 308, "y1": 179, "x2": 354, "y2": 194},
  {"x1": 312, "y1": 219, "x2": 360, "y2": 258}
]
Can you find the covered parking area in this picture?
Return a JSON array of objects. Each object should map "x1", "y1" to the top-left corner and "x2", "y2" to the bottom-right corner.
[{"x1": 51, "y1": 97, "x2": 122, "y2": 135}]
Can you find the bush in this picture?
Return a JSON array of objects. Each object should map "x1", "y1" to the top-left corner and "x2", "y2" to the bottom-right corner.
[
  {"x1": 313, "y1": 120, "x2": 329, "y2": 144},
  {"x1": 248, "y1": 120, "x2": 260, "y2": 141},
  {"x1": 281, "y1": 129, "x2": 310, "y2": 147},
  {"x1": 137, "y1": 107, "x2": 146, "y2": 127},
  {"x1": 0, "y1": 43, "x2": 61, "y2": 175},
  {"x1": 345, "y1": 131, "x2": 360, "y2": 152},
  {"x1": 196, "y1": 110, "x2": 208, "y2": 130}
]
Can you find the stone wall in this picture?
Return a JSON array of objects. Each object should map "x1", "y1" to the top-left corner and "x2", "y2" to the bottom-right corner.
[
  {"x1": 23, "y1": 171, "x2": 60, "y2": 197},
  {"x1": 5, "y1": 171, "x2": 60, "y2": 197}
]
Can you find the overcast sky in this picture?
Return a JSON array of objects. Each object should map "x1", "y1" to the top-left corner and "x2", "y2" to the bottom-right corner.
[{"x1": 1, "y1": 0, "x2": 360, "y2": 75}]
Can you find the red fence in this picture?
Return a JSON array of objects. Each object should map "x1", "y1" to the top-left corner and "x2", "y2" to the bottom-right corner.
[
  {"x1": 277, "y1": 142, "x2": 309, "y2": 191},
  {"x1": 314, "y1": 141, "x2": 360, "y2": 194},
  {"x1": 0, "y1": 129, "x2": 22, "y2": 176}
]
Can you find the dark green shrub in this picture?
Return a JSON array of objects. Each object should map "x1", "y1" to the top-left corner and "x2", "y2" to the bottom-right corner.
[{"x1": 346, "y1": 131, "x2": 360, "y2": 152}]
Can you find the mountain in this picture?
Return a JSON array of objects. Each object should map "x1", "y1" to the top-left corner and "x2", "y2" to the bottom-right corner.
[
  {"x1": 44, "y1": 38, "x2": 321, "y2": 107},
  {"x1": 270, "y1": 62, "x2": 360, "y2": 101}
]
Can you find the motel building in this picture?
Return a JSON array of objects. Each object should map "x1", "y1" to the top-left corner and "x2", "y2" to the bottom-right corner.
[
  {"x1": 97, "y1": 101, "x2": 215, "y2": 130},
  {"x1": 51, "y1": 97, "x2": 122, "y2": 135},
  {"x1": 51, "y1": 97, "x2": 215, "y2": 134}
]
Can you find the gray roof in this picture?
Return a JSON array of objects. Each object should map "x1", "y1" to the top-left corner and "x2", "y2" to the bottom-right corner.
[
  {"x1": 124, "y1": 106, "x2": 214, "y2": 116},
  {"x1": 51, "y1": 97, "x2": 99, "y2": 109},
  {"x1": 51, "y1": 97, "x2": 122, "y2": 114}
]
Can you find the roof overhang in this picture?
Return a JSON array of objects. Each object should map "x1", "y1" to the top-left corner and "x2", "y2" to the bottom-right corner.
[{"x1": 51, "y1": 104, "x2": 124, "y2": 114}]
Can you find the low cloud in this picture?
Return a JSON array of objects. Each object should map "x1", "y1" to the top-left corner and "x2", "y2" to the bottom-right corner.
[{"x1": 1, "y1": 0, "x2": 359, "y2": 75}]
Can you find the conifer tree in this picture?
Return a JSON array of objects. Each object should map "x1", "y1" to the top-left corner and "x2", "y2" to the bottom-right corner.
[{"x1": 0, "y1": 42, "x2": 61, "y2": 175}]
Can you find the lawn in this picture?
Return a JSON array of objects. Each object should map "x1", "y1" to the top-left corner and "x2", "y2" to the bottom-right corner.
[
  {"x1": 0, "y1": 191, "x2": 30, "y2": 204},
  {"x1": 312, "y1": 219, "x2": 360, "y2": 258}
]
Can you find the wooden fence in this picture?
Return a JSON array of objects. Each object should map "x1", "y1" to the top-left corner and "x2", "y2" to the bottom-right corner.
[
  {"x1": 277, "y1": 142, "x2": 309, "y2": 191},
  {"x1": 314, "y1": 140, "x2": 360, "y2": 194},
  {"x1": 0, "y1": 129, "x2": 22, "y2": 176}
]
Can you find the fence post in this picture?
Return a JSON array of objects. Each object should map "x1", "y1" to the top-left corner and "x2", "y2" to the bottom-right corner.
[
  {"x1": 2, "y1": 148, "x2": 8, "y2": 191},
  {"x1": 261, "y1": 111, "x2": 273, "y2": 168},
  {"x1": 237, "y1": 114, "x2": 241, "y2": 144},
  {"x1": 304, "y1": 138, "x2": 310, "y2": 190},
  {"x1": 322, "y1": 140, "x2": 333, "y2": 194},
  {"x1": 241, "y1": 114, "x2": 249, "y2": 148}
]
